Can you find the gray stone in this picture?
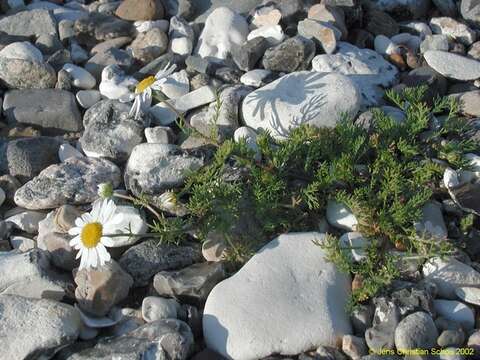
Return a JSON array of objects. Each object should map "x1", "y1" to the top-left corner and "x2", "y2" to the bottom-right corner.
[
  {"x1": 434, "y1": 299, "x2": 475, "y2": 331},
  {"x1": 74, "y1": 12, "x2": 133, "y2": 44},
  {"x1": 394, "y1": 312, "x2": 438, "y2": 350},
  {"x1": 3, "y1": 89, "x2": 82, "y2": 134},
  {"x1": 364, "y1": 8, "x2": 399, "y2": 37},
  {"x1": 342, "y1": 335, "x2": 368, "y2": 360},
  {"x1": 74, "y1": 260, "x2": 133, "y2": 317},
  {"x1": 0, "y1": 137, "x2": 61, "y2": 183},
  {"x1": 262, "y1": 35, "x2": 316, "y2": 73},
  {"x1": 76, "y1": 90, "x2": 102, "y2": 109},
  {"x1": 203, "y1": 232, "x2": 352, "y2": 360},
  {"x1": 351, "y1": 305, "x2": 374, "y2": 336},
  {"x1": 369, "y1": 0, "x2": 430, "y2": 19},
  {"x1": 461, "y1": 0, "x2": 480, "y2": 27},
  {"x1": 298, "y1": 19, "x2": 341, "y2": 54},
  {"x1": 5, "y1": 208, "x2": 46, "y2": 234},
  {"x1": 449, "y1": 90, "x2": 480, "y2": 117},
  {"x1": 90, "y1": 37, "x2": 132, "y2": 55},
  {"x1": 35, "y1": 33, "x2": 63, "y2": 55},
  {"x1": 0, "y1": 294, "x2": 81, "y2": 360},
  {"x1": 129, "y1": 28, "x2": 169, "y2": 63},
  {"x1": 142, "y1": 296, "x2": 179, "y2": 322},
  {"x1": 0, "y1": 43, "x2": 57, "y2": 89},
  {"x1": 232, "y1": 37, "x2": 270, "y2": 71},
  {"x1": 455, "y1": 286, "x2": 480, "y2": 306},
  {"x1": 145, "y1": 126, "x2": 176, "y2": 143},
  {"x1": 66, "y1": 319, "x2": 193, "y2": 360},
  {"x1": 124, "y1": 143, "x2": 204, "y2": 197},
  {"x1": 430, "y1": 17, "x2": 476, "y2": 45},
  {"x1": 437, "y1": 329, "x2": 466, "y2": 348},
  {"x1": 242, "y1": 71, "x2": 361, "y2": 140},
  {"x1": 420, "y1": 34, "x2": 450, "y2": 53},
  {"x1": 0, "y1": 249, "x2": 66, "y2": 300},
  {"x1": 190, "y1": 85, "x2": 251, "y2": 140},
  {"x1": 14, "y1": 157, "x2": 121, "y2": 210},
  {"x1": 80, "y1": 100, "x2": 149, "y2": 163},
  {"x1": 312, "y1": 42, "x2": 399, "y2": 107},
  {"x1": 424, "y1": 50, "x2": 480, "y2": 80},
  {"x1": 365, "y1": 298, "x2": 400, "y2": 351},
  {"x1": 118, "y1": 240, "x2": 203, "y2": 286},
  {"x1": 37, "y1": 210, "x2": 77, "y2": 271},
  {"x1": 0, "y1": 9, "x2": 57, "y2": 37},
  {"x1": 85, "y1": 48, "x2": 134, "y2": 80},
  {"x1": 414, "y1": 201, "x2": 448, "y2": 240},
  {"x1": 422, "y1": 256, "x2": 480, "y2": 299},
  {"x1": 154, "y1": 262, "x2": 226, "y2": 304}
]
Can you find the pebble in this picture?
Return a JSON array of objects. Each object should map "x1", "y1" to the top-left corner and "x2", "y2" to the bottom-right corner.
[
  {"x1": 420, "y1": 34, "x2": 450, "y2": 53},
  {"x1": 423, "y1": 256, "x2": 480, "y2": 299},
  {"x1": 461, "y1": 0, "x2": 480, "y2": 27},
  {"x1": 75, "y1": 260, "x2": 133, "y2": 317},
  {"x1": 455, "y1": 287, "x2": 480, "y2": 306},
  {"x1": 326, "y1": 200, "x2": 359, "y2": 231},
  {"x1": 115, "y1": 0, "x2": 164, "y2": 21},
  {"x1": 434, "y1": 299, "x2": 475, "y2": 331},
  {"x1": 201, "y1": 235, "x2": 228, "y2": 262},
  {"x1": 195, "y1": 7, "x2": 249, "y2": 62},
  {"x1": 242, "y1": 71, "x2": 361, "y2": 139},
  {"x1": 141, "y1": 296, "x2": 179, "y2": 322},
  {"x1": 339, "y1": 232, "x2": 369, "y2": 261},
  {"x1": 0, "y1": 137, "x2": 62, "y2": 182},
  {"x1": 5, "y1": 209, "x2": 46, "y2": 234},
  {"x1": 76, "y1": 89, "x2": 102, "y2": 109},
  {"x1": 62, "y1": 63, "x2": 96, "y2": 89},
  {"x1": 14, "y1": 157, "x2": 121, "y2": 210},
  {"x1": 124, "y1": 143, "x2": 204, "y2": 197},
  {"x1": 203, "y1": 232, "x2": 352, "y2": 360},
  {"x1": 312, "y1": 42, "x2": 399, "y2": 107},
  {"x1": 262, "y1": 35, "x2": 315, "y2": 73},
  {"x1": 430, "y1": 17, "x2": 476, "y2": 45},
  {"x1": 0, "y1": 187, "x2": 5, "y2": 207},
  {"x1": 0, "y1": 42, "x2": 56, "y2": 89},
  {"x1": 0, "y1": 248, "x2": 66, "y2": 300},
  {"x1": 58, "y1": 143, "x2": 84, "y2": 163},
  {"x1": 365, "y1": 298, "x2": 400, "y2": 351},
  {"x1": 3, "y1": 89, "x2": 82, "y2": 133},
  {"x1": 240, "y1": 69, "x2": 274, "y2": 87},
  {"x1": 98, "y1": 64, "x2": 137, "y2": 101},
  {"x1": 118, "y1": 240, "x2": 202, "y2": 287},
  {"x1": 414, "y1": 201, "x2": 448, "y2": 239},
  {"x1": 247, "y1": 24, "x2": 285, "y2": 45},
  {"x1": 394, "y1": 312, "x2": 438, "y2": 350},
  {"x1": 0, "y1": 295, "x2": 81, "y2": 360},
  {"x1": 297, "y1": 19, "x2": 341, "y2": 54},
  {"x1": 67, "y1": 319, "x2": 193, "y2": 359},
  {"x1": 153, "y1": 262, "x2": 226, "y2": 304},
  {"x1": 424, "y1": 50, "x2": 480, "y2": 81},
  {"x1": 80, "y1": 100, "x2": 149, "y2": 163},
  {"x1": 450, "y1": 90, "x2": 480, "y2": 117},
  {"x1": 9, "y1": 235, "x2": 35, "y2": 252},
  {"x1": 342, "y1": 335, "x2": 368, "y2": 360},
  {"x1": 0, "y1": 9, "x2": 57, "y2": 37},
  {"x1": 128, "y1": 28, "x2": 168, "y2": 63},
  {"x1": 145, "y1": 126, "x2": 175, "y2": 143}
]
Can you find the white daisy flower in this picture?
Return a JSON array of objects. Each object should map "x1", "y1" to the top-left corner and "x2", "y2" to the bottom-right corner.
[
  {"x1": 129, "y1": 62, "x2": 177, "y2": 119},
  {"x1": 158, "y1": 191, "x2": 178, "y2": 211},
  {"x1": 69, "y1": 199, "x2": 120, "y2": 270}
]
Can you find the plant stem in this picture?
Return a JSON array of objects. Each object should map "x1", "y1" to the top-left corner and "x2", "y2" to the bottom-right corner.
[{"x1": 113, "y1": 192, "x2": 163, "y2": 220}]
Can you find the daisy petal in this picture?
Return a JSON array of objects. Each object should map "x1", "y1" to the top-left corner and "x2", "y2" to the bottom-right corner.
[
  {"x1": 100, "y1": 236, "x2": 115, "y2": 247},
  {"x1": 69, "y1": 236, "x2": 80, "y2": 247},
  {"x1": 74, "y1": 217, "x2": 85, "y2": 228},
  {"x1": 69, "y1": 227, "x2": 81, "y2": 236},
  {"x1": 90, "y1": 248, "x2": 98, "y2": 268},
  {"x1": 97, "y1": 243, "x2": 111, "y2": 263},
  {"x1": 76, "y1": 247, "x2": 83, "y2": 260}
]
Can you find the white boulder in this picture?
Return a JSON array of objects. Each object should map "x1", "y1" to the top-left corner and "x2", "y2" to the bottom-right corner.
[
  {"x1": 203, "y1": 232, "x2": 352, "y2": 360},
  {"x1": 242, "y1": 71, "x2": 361, "y2": 139}
]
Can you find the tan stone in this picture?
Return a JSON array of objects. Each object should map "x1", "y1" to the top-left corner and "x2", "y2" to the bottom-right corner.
[{"x1": 115, "y1": 0, "x2": 164, "y2": 21}]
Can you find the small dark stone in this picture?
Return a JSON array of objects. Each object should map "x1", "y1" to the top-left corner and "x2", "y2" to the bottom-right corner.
[
  {"x1": 232, "y1": 37, "x2": 270, "y2": 71},
  {"x1": 365, "y1": 8, "x2": 399, "y2": 37},
  {"x1": 262, "y1": 35, "x2": 315, "y2": 72}
]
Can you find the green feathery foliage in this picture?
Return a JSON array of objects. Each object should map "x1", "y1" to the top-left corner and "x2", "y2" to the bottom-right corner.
[{"x1": 145, "y1": 86, "x2": 477, "y2": 307}]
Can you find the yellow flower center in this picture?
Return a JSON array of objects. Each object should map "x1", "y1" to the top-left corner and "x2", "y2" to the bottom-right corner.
[
  {"x1": 136, "y1": 76, "x2": 156, "y2": 93},
  {"x1": 81, "y1": 222, "x2": 103, "y2": 248}
]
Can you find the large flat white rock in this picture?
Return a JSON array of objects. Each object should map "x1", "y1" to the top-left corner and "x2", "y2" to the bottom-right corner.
[
  {"x1": 203, "y1": 232, "x2": 352, "y2": 360},
  {"x1": 242, "y1": 71, "x2": 361, "y2": 139}
]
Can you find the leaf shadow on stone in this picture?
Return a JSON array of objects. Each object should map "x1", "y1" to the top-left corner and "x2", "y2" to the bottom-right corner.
[{"x1": 245, "y1": 72, "x2": 327, "y2": 138}]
